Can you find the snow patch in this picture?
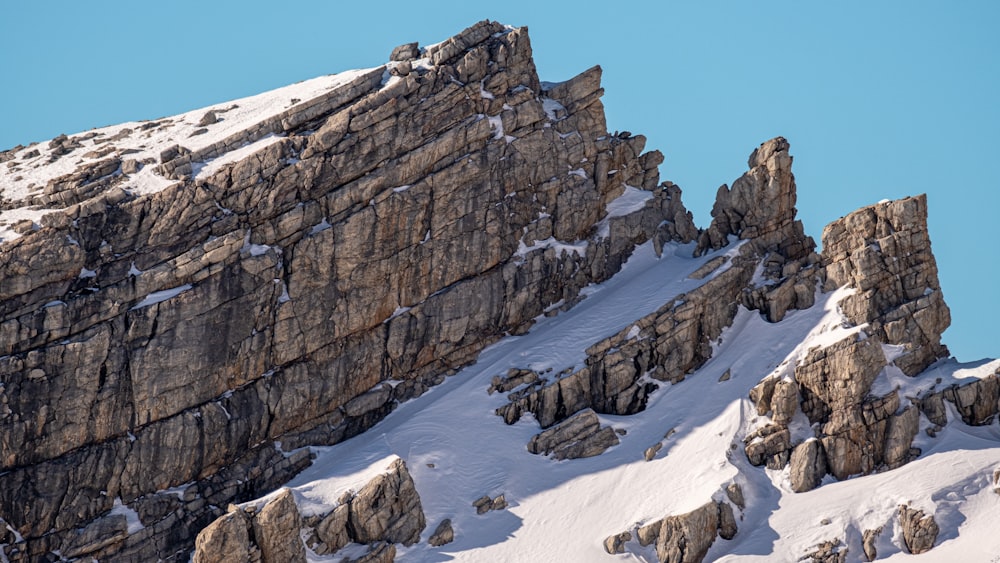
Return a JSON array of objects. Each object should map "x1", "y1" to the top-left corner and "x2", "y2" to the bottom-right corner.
[
  {"x1": 131, "y1": 284, "x2": 193, "y2": 309},
  {"x1": 110, "y1": 498, "x2": 144, "y2": 534}
]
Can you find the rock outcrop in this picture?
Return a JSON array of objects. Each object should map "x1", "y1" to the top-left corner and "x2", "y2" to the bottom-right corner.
[
  {"x1": 822, "y1": 196, "x2": 951, "y2": 376},
  {"x1": 526, "y1": 408, "x2": 619, "y2": 459},
  {"x1": 742, "y1": 193, "x2": 957, "y2": 490},
  {"x1": 631, "y1": 500, "x2": 737, "y2": 563},
  {"x1": 898, "y1": 505, "x2": 939, "y2": 555},
  {"x1": 193, "y1": 489, "x2": 304, "y2": 563},
  {"x1": 194, "y1": 458, "x2": 424, "y2": 562},
  {"x1": 0, "y1": 21, "x2": 699, "y2": 561}
]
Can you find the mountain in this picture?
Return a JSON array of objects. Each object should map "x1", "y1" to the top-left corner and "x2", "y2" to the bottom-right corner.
[{"x1": 1, "y1": 20, "x2": 997, "y2": 563}]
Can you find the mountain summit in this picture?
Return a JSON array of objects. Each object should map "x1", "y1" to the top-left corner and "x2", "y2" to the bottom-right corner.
[{"x1": 1, "y1": 21, "x2": 997, "y2": 562}]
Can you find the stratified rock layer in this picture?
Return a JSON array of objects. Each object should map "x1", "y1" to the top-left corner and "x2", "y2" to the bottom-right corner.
[{"x1": 0, "y1": 21, "x2": 693, "y2": 561}]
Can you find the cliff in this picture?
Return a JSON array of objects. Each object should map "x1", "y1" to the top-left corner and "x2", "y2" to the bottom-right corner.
[{"x1": 0, "y1": 20, "x2": 997, "y2": 563}]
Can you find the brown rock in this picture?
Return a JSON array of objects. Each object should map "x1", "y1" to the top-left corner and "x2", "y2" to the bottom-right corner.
[
  {"x1": 193, "y1": 509, "x2": 256, "y2": 563},
  {"x1": 252, "y1": 489, "x2": 305, "y2": 563},
  {"x1": 526, "y1": 408, "x2": 619, "y2": 459},
  {"x1": 603, "y1": 531, "x2": 631, "y2": 554},
  {"x1": 348, "y1": 459, "x2": 425, "y2": 546},
  {"x1": 898, "y1": 504, "x2": 939, "y2": 554},
  {"x1": 862, "y1": 527, "x2": 881, "y2": 561},
  {"x1": 789, "y1": 439, "x2": 827, "y2": 493},
  {"x1": 390, "y1": 42, "x2": 420, "y2": 61},
  {"x1": 313, "y1": 504, "x2": 350, "y2": 554},
  {"x1": 821, "y1": 195, "x2": 950, "y2": 375},
  {"x1": 428, "y1": 518, "x2": 454, "y2": 547},
  {"x1": 725, "y1": 483, "x2": 745, "y2": 511},
  {"x1": 641, "y1": 500, "x2": 735, "y2": 563}
]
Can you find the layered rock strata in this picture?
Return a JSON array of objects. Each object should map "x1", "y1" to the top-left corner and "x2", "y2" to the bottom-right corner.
[
  {"x1": 496, "y1": 137, "x2": 819, "y2": 439},
  {"x1": 0, "y1": 21, "x2": 694, "y2": 561},
  {"x1": 744, "y1": 195, "x2": 955, "y2": 488}
]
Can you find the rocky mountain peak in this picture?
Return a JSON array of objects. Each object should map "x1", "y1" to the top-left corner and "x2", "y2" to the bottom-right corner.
[
  {"x1": 0, "y1": 20, "x2": 995, "y2": 563},
  {"x1": 695, "y1": 135, "x2": 813, "y2": 262}
]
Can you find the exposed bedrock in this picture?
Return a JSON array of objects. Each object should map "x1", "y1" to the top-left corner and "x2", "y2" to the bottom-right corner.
[
  {"x1": 496, "y1": 137, "x2": 821, "y2": 438},
  {"x1": 744, "y1": 193, "x2": 963, "y2": 492},
  {"x1": 192, "y1": 458, "x2": 424, "y2": 562},
  {"x1": 0, "y1": 21, "x2": 695, "y2": 561}
]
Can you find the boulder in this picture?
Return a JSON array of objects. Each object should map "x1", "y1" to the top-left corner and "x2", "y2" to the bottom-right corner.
[
  {"x1": 526, "y1": 408, "x2": 619, "y2": 459},
  {"x1": 428, "y1": 518, "x2": 455, "y2": 547},
  {"x1": 789, "y1": 439, "x2": 827, "y2": 493},
  {"x1": 898, "y1": 505, "x2": 938, "y2": 555}
]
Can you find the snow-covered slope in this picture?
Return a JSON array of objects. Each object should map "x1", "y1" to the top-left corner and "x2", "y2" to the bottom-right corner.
[{"x1": 255, "y1": 240, "x2": 1000, "y2": 562}]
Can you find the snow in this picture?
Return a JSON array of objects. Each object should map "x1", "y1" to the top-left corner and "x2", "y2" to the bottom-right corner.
[
  {"x1": 193, "y1": 133, "x2": 284, "y2": 180},
  {"x1": 541, "y1": 97, "x2": 567, "y2": 121},
  {"x1": 130, "y1": 284, "x2": 193, "y2": 309},
  {"x1": 594, "y1": 186, "x2": 655, "y2": 239},
  {"x1": 285, "y1": 455, "x2": 400, "y2": 517},
  {"x1": 110, "y1": 498, "x2": 144, "y2": 534},
  {"x1": 0, "y1": 66, "x2": 380, "y2": 242},
  {"x1": 514, "y1": 236, "x2": 588, "y2": 260}
]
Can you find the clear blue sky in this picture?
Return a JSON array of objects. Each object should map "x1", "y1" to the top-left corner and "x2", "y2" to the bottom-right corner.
[{"x1": 2, "y1": 2, "x2": 997, "y2": 361}]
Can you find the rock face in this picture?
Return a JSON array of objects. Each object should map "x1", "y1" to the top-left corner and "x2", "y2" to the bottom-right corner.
[
  {"x1": 741, "y1": 191, "x2": 958, "y2": 490},
  {"x1": 0, "y1": 21, "x2": 696, "y2": 561},
  {"x1": 822, "y1": 196, "x2": 951, "y2": 376}
]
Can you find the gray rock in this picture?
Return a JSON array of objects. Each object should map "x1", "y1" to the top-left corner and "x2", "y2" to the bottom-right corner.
[
  {"x1": 390, "y1": 42, "x2": 420, "y2": 61},
  {"x1": 252, "y1": 489, "x2": 306, "y2": 563},
  {"x1": 898, "y1": 504, "x2": 939, "y2": 554},
  {"x1": 526, "y1": 408, "x2": 619, "y2": 460},
  {"x1": 862, "y1": 527, "x2": 881, "y2": 561},
  {"x1": 428, "y1": 518, "x2": 454, "y2": 547},
  {"x1": 603, "y1": 531, "x2": 631, "y2": 554},
  {"x1": 789, "y1": 439, "x2": 827, "y2": 493}
]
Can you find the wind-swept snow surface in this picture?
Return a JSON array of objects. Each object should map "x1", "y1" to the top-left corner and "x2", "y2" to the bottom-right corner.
[{"x1": 264, "y1": 241, "x2": 1000, "y2": 562}]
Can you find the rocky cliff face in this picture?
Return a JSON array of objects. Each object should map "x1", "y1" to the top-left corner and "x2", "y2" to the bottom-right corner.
[
  {"x1": 0, "y1": 21, "x2": 692, "y2": 561},
  {"x1": 1, "y1": 20, "x2": 996, "y2": 563}
]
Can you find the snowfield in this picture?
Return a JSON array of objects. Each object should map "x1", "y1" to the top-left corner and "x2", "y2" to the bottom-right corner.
[{"x1": 254, "y1": 241, "x2": 1000, "y2": 562}]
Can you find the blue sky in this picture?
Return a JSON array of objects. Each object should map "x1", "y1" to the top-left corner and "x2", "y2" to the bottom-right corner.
[{"x1": 2, "y1": 1, "x2": 997, "y2": 361}]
